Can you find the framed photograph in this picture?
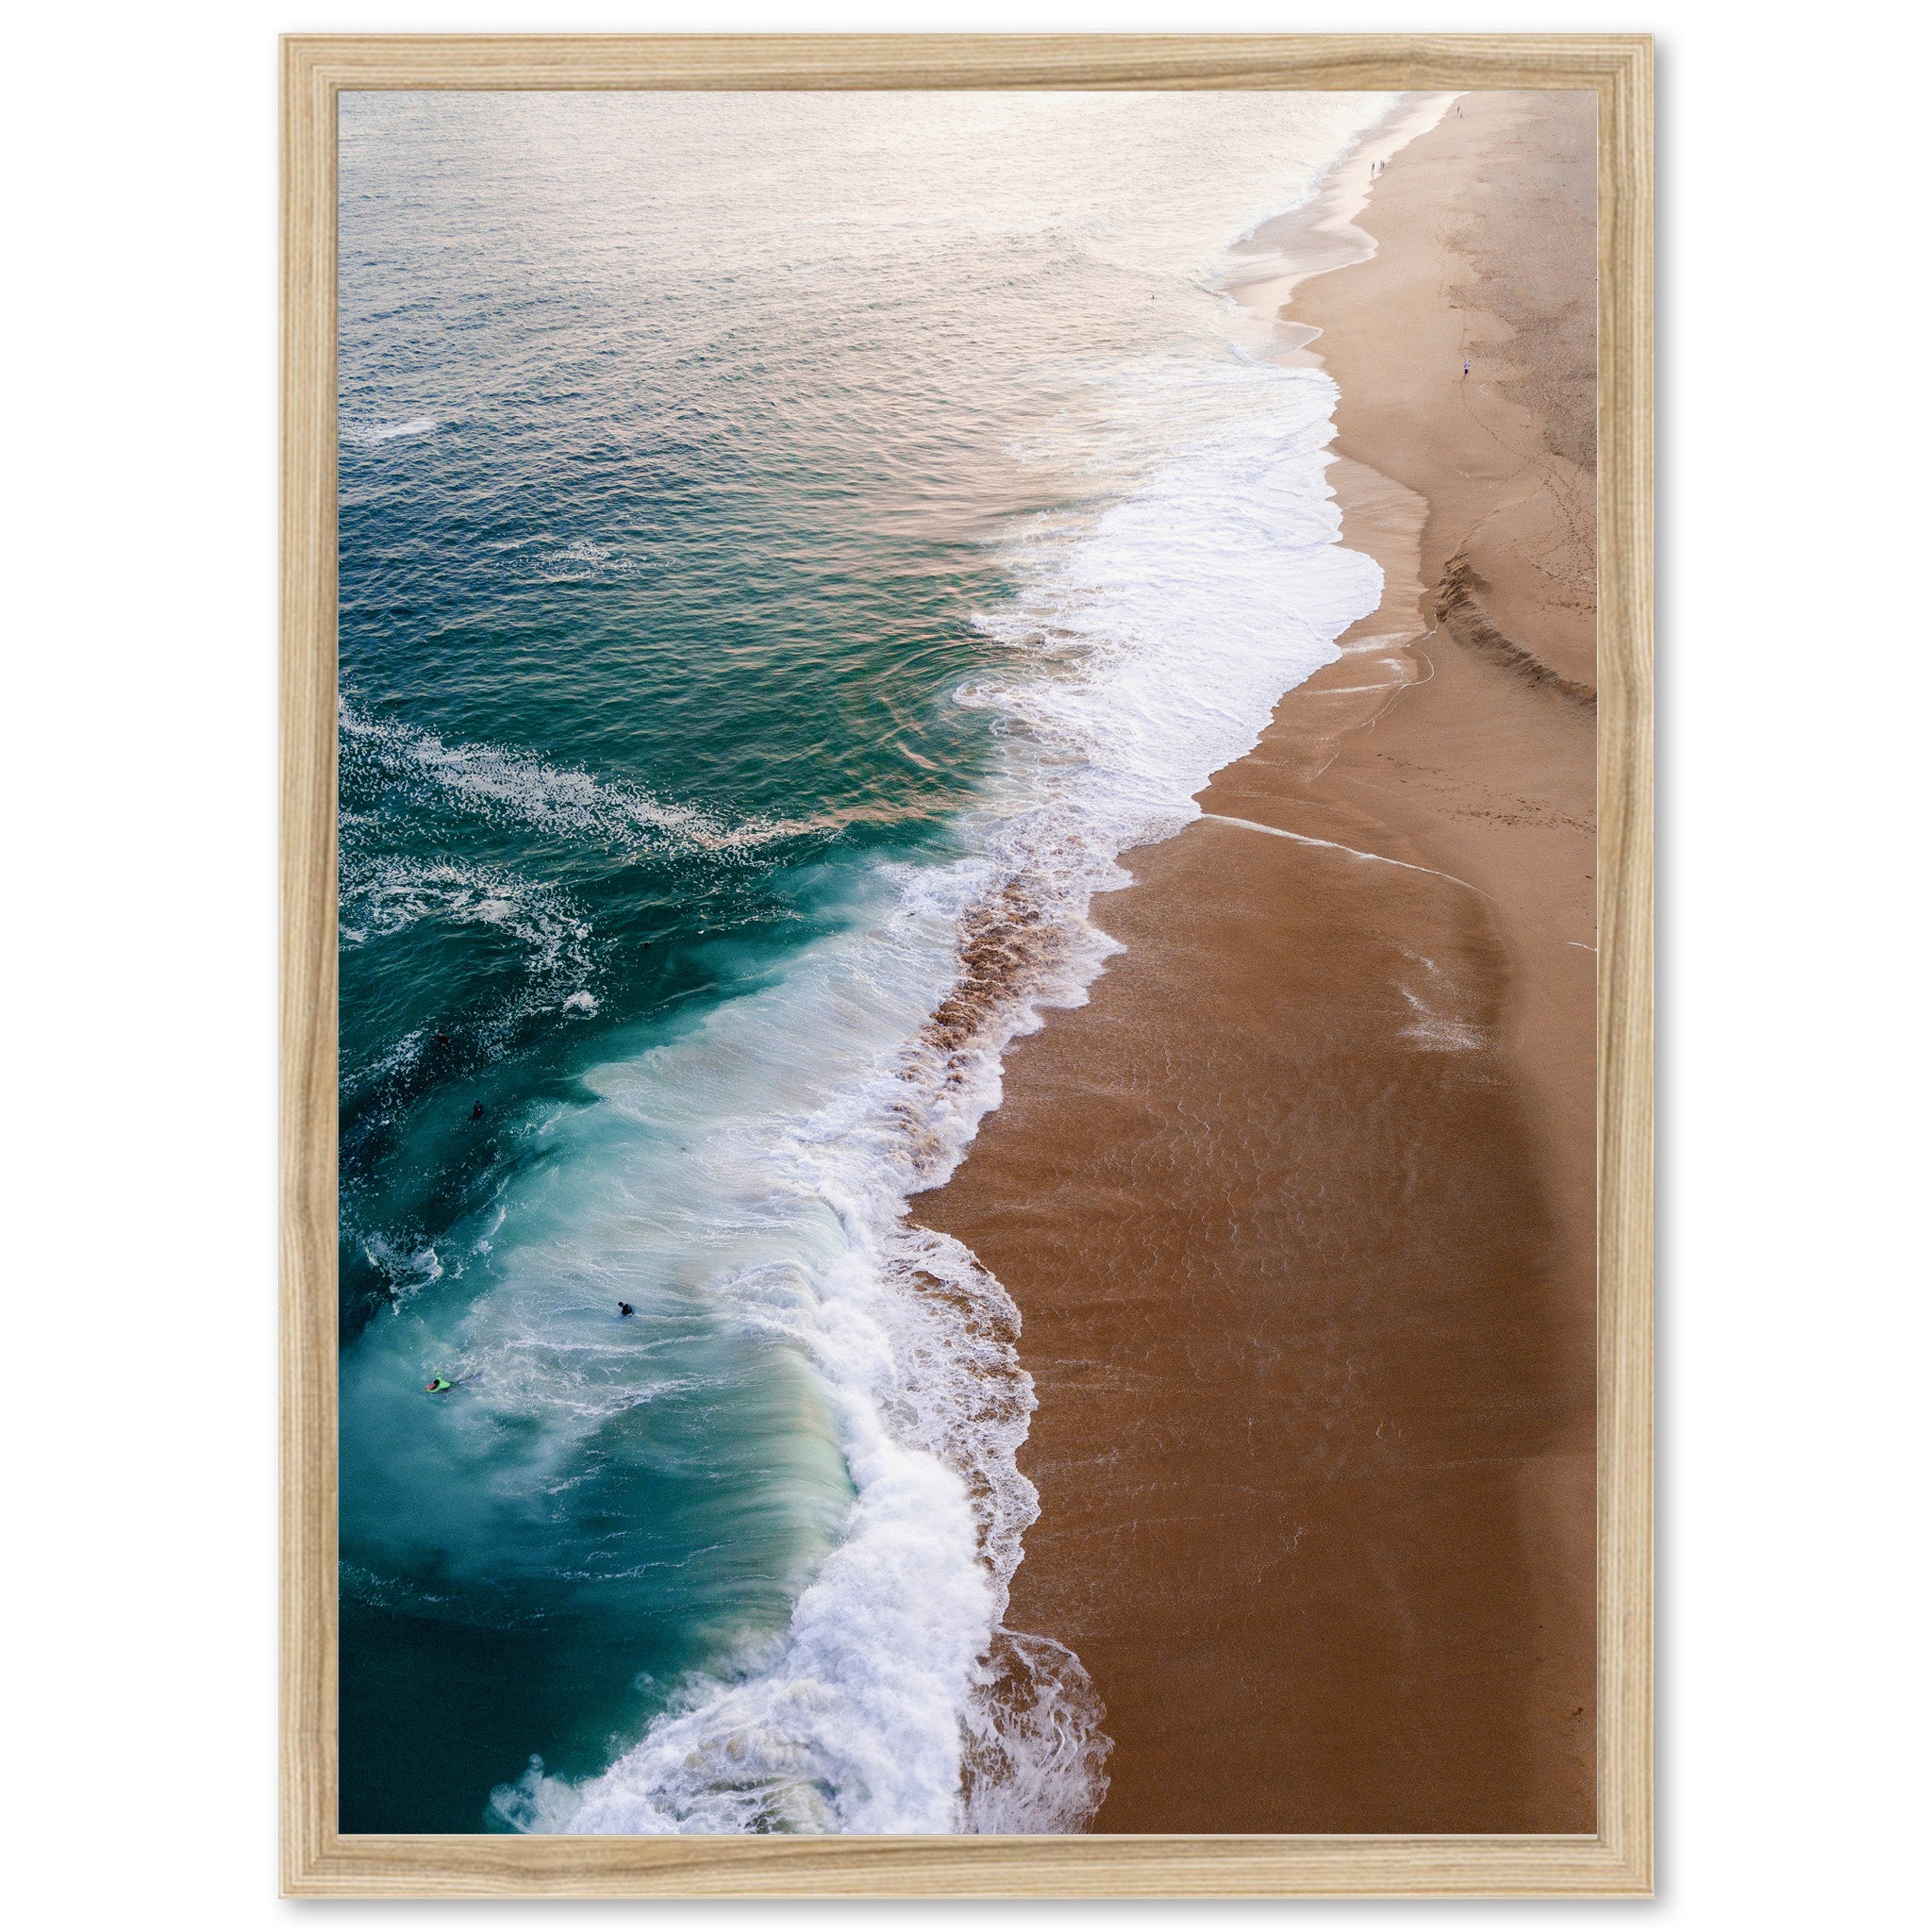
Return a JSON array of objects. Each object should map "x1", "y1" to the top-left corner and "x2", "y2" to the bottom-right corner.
[{"x1": 282, "y1": 33, "x2": 1652, "y2": 1897}]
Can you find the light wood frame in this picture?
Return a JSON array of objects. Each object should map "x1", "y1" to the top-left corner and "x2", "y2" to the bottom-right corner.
[{"x1": 283, "y1": 32, "x2": 1652, "y2": 1898}]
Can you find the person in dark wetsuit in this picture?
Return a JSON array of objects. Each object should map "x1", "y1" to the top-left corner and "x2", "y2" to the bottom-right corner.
[
  {"x1": 471, "y1": 1101, "x2": 485, "y2": 1121},
  {"x1": 617, "y1": 1303, "x2": 635, "y2": 1318}
]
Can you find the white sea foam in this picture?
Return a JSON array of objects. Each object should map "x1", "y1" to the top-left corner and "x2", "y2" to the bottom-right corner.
[
  {"x1": 363, "y1": 1235, "x2": 445, "y2": 1301},
  {"x1": 337, "y1": 861, "x2": 608, "y2": 1111},
  {"x1": 341, "y1": 416, "x2": 436, "y2": 445},
  {"x1": 1396, "y1": 953, "x2": 1489, "y2": 1053},
  {"x1": 340, "y1": 706, "x2": 761, "y2": 856},
  {"x1": 341, "y1": 702, "x2": 960, "y2": 858},
  {"x1": 339, "y1": 856, "x2": 592, "y2": 968}
]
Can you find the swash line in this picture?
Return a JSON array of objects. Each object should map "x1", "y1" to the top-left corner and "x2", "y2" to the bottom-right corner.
[{"x1": 1197, "y1": 811, "x2": 1491, "y2": 900}]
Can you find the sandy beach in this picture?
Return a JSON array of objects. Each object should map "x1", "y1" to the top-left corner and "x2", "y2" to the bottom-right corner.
[{"x1": 915, "y1": 90, "x2": 1600, "y2": 1833}]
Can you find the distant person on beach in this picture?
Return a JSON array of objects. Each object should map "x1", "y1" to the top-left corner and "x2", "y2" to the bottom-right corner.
[{"x1": 1464, "y1": 358, "x2": 1471, "y2": 377}]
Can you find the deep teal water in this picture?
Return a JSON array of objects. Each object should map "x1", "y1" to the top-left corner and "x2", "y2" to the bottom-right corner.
[{"x1": 337, "y1": 89, "x2": 1391, "y2": 1836}]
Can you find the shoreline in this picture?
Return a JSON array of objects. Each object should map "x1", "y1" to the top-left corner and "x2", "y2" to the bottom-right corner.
[{"x1": 916, "y1": 90, "x2": 1599, "y2": 1832}]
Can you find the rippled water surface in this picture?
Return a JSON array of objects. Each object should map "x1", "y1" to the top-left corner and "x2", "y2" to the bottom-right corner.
[{"x1": 338, "y1": 88, "x2": 1391, "y2": 1834}]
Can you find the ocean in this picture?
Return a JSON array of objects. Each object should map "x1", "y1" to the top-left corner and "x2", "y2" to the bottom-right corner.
[{"x1": 337, "y1": 87, "x2": 1393, "y2": 1835}]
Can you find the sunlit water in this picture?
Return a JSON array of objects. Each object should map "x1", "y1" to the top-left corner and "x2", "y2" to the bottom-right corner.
[{"x1": 338, "y1": 88, "x2": 1393, "y2": 1834}]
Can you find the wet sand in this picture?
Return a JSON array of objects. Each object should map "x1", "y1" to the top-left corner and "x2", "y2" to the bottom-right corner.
[{"x1": 915, "y1": 91, "x2": 1599, "y2": 1834}]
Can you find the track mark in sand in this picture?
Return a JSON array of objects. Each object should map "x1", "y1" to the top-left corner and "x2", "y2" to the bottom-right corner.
[{"x1": 1434, "y1": 554, "x2": 1597, "y2": 708}]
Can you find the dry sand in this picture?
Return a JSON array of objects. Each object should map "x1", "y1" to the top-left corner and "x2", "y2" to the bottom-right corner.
[{"x1": 916, "y1": 90, "x2": 1600, "y2": 1833}]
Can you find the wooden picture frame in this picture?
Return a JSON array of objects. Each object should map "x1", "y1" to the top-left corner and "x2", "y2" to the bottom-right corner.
[{"x1": 283, "y1": 32, "x2": 1652, "y2": 1898}]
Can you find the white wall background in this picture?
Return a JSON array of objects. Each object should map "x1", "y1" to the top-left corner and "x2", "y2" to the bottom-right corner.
[{"x1": 3, "y1": 2, "x2": 1923, "y2": 1924}]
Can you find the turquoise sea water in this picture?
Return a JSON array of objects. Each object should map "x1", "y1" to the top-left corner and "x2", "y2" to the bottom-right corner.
[{"x1": 338, "y1": 89, "x2": 1392, "y2": 1835}]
